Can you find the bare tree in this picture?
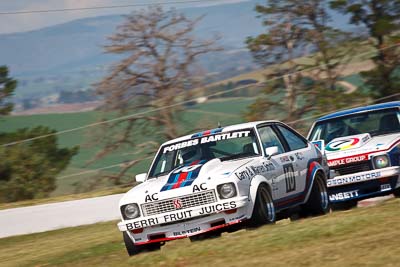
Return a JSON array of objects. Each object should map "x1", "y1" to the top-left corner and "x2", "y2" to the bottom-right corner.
[
  {"x1": 298, "y1": 0, "x2": 364, "y2": 114},
  {"x1": 245, "y1": 1, "x2": 310, "y2": 123},
  {"x1": 93, "y1": 6, "x2": 220, "y2": 183},
  {"x1": 331, "y1": 0, "x2": 400, "y2": 102},
  {"x1": 245, "y1": 0, "x2": 362, "y2": 129}
]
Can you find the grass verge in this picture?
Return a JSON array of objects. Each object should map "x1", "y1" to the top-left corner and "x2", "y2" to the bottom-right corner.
[
  {"x1": 1, "y1": 198, "x2": 399, "y2": 267},
  {"x1": 0, "y1": 186, "x2": 130, "y2": 211}
]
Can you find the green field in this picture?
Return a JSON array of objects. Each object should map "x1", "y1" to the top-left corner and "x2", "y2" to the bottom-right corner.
[
  {"x1": 1, "y1": 50, "x2": 369, "y2": 199},
  {"x1": 1, "y1": 98, "x2": 252, "y2": 196},
  {"x1": 0, "y1": 80, "x2": 357, "y2": 198},
  {"x1": 1, "y1": 198, "x2": 399, "y2": 267}
]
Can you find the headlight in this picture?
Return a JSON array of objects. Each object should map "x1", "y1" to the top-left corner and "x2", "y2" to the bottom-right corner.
[
  {"x1": 121, "y1": 203, "x2": 140, "y2": 220},
  {"x1": 217, "y1": 183, "x2": 237, "y2": 199},
  {"x1": 373, "y1": 155, "x2": 390, "y2": 169}
]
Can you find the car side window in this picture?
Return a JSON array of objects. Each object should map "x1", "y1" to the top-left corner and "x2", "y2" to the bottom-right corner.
[
  {"x1": 277, "y1": 125, "x2": 308, "y2": 151},
  {"x1": 257, "y1": 126, "x2": 285, "y2": 154},
  {"x1": 150, "y1": 151, "x2": 177, "y2": 177}
]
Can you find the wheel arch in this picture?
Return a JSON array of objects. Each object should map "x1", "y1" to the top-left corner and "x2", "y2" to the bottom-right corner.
[
  {"x1": 303, "y1": 162, "x2": 327, "y2": 204},
  {"x1": 246, "y1": 175, "x2": 273, "y2": 218}
]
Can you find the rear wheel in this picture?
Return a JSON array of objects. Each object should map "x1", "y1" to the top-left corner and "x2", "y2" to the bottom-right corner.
[
  {"x1": 248, "y1": 184, "x2": 275, "y2": 227},
  {"x1": 301, "y1": 173, "x2": 330, "y2": 217},
  {"x1": 123, "y1": 232, "x2": 161, "y2": 256}
]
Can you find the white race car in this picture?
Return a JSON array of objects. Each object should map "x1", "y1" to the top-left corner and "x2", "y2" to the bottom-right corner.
[
  {"x1": 118, "y1": 121, "x2": 329, "y2": 255},
  {"x1": 308, "y1": 101, "x2": 400, "y2": 209}
]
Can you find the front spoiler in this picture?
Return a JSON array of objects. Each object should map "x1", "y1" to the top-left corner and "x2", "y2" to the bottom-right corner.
[
  {"x1": 327, "y1": 166, "x2": 400, "y2": 187},
  {"x1": 327, "y1": 166, "x2": 400, "y2": 203},
  {"x1": 134, "y1": 218, "x2": 245, "y2": 245},
  {"x1": 118, "y1": 196, "x2": 249, "y2": 232}
]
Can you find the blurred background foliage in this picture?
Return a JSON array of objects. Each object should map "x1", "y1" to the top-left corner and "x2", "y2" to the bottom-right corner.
[{"x1": 0, "y1": 0, "x2": 399, "y2": 202}]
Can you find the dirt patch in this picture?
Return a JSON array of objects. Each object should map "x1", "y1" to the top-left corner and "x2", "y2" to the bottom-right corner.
[{"x1": 13, "y1": 101, "x2": 102, "y2": 115}]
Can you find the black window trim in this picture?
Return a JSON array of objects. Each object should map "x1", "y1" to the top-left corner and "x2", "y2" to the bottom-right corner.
[
  {"x1": 274, "y1": 123, "x2": 309, "y2": 152},
  {"x1": 271, "y1": 124, "x2": 291, "y2": 152},
  {"x1": 256, "y1": 122, "x2": 288, "y2": 156},
  {"x1": 256, "y1": 122, "x2": 309, "y2": 155}
]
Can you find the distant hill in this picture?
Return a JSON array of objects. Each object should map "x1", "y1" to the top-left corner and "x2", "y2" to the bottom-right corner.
[
  {"x1": 0, "y1": 0, "x2": 355, "y2": 103},
  {"x1": 0, "y1": 1, "x2": 264, "y2": 76}
]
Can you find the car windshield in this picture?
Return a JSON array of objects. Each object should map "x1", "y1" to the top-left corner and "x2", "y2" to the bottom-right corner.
[
  {"x1": 148, "y1": 129, "x2": 260, "y2": 178},
  {"x1": 309, "y1": 108, "x2": 400, "y2": 143}
]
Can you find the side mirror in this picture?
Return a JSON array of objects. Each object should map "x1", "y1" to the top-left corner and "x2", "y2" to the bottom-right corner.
[
  {"x1": 135, "y1": 173, "x2": 147, "y2": 183},
  {"x1": 311, "y1": 140, "x2": 325, "y2": 154},
  {"x1": 265, "y1": 146, "x2": 278, "y2": 159}
]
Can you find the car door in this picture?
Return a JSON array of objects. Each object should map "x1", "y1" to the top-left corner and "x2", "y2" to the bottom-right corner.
[
  {"x1": 274, "y1": 124, "x2": 310, "y2": 200},
  {"x1": 256, "y1": 125, "x2": 286, "y2": 200}
]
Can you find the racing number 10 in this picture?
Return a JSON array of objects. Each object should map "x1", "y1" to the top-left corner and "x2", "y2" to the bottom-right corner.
[{"x1": 283, "y1": 164, "x2": 296, "y2": 193}]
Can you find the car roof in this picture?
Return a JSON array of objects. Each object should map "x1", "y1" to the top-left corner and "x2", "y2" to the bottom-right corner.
[
  {"x1": 162, "y1": 120, "x2": 280, "y2": 145},
  {"x1": 315, "y1": 101, "x2": 400, "y2": 122}
]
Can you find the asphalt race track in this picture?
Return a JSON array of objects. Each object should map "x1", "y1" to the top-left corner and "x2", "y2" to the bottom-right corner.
[
  {"x1": 0, "y1": 193, "x2": 393, "y2": 238},
  {"x1": 0, "y1": 194, "x2": 123, "y2": 238}
]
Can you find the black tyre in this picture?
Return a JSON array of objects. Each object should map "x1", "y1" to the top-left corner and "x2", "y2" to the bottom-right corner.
[
  {"x1": 331, "y1": 200, "x2": 357, "y2": 211},
  {"x1": 301, "y1": 173, "x2": 330, "y2": 217},
  {"x1": 123, "y1": 232, "x2": 141, "y2": 256},
  {"x1": 394, "y1": 188, "x2": 400, "y2": 198},
  {"x1": 189, "y1": 232, "x2": 221, "y2": 242},
  {"x1": 143, "y1": 242, "x2": 162, "y2": 252},
  {"x1": 123, "y1": 232, "x2": 161, "y2": 256},
  {"x1": 248, "y1": 184, "x2": 276, "y2": 227}
]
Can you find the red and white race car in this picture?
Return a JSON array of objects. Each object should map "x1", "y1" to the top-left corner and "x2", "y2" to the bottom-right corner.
[
  {"x1": 308, "y1": 101, "x2": 400, "y2": 209},
  {"x1": 118, "y1": 120, "x2": 329, "y2": 255}
]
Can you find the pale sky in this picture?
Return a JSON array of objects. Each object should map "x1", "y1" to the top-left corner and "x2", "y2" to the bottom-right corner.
[{"x1": 0, "y1": 0, "x2": 250, "y2": 34}]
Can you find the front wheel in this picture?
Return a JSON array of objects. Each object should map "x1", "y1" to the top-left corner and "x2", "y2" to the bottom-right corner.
[
  {"x1": 189, "y1": 232, "x2": 221, "y2": 242},
  {"x1": 394, "y1": 187, "x2": 400, "y2": 198},
  {"x1": 301, "y1": 173, "x2": 330, "y2": 217},
  {"x1": 248, "y1": 184, "x2": 276, "y2": 227},
  {"x1": 123, "y1": 232, "x2": 161, "y2": 256},
  {"x1": 123, "y1": 232, "x2": 141, "y2": 256}
]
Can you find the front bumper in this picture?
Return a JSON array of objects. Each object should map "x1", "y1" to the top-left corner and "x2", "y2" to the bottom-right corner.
[
  {"x1": 327, "y1": 166, "x2": 400, "y2": 203},
  {"x1": 118, "y1": 196, "x2": 249, "y2": 244}
]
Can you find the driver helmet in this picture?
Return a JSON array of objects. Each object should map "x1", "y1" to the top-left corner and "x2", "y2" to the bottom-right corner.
[
  {"x1": 181, "y1": 146, "x2": 202, "y2": 163},
  {"x1": 328, "y1": 121, "x2": 346, "y2": 135},
  {"x1": 327, "y1": 121, "x2": 346, "y2": 141}
]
